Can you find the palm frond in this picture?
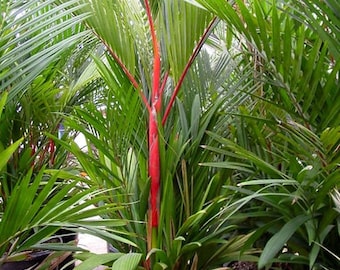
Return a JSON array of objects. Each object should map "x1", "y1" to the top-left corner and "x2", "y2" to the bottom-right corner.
[
  {"x1": 0, "y1": 0, "x2": 89, "y2": 101},
  {"x1": 0, "y1": 168, "x2": 132, "y2": 259},
  {"x1": 159, "y1": 0, "x2": 214, "y2": 82}
]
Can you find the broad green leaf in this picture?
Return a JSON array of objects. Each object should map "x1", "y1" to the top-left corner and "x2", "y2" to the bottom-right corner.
[
  {"x1": 0, "y1": 138, "x2": 23, "y2": 171},
  {"x1": 181, "y1": 242, "x2": 202, "y2": 255},
  {"x1": 0, "y1": 91, "x2": 7, "y2": 118},
  {"x1": 111, "y1": 253, "x2": 142, "y2": 270},
  {"x1": 177, "y1": 210, "x2": 206, "y2": 236},
  {"x1": 237, "y1": 179, "x2": 298, "y2": 186},
  {"x1": 259, "y1": 215, "x2": 311, "y2": 268},
  {"x1": 74, "y1": 253, "x2": 124, "y2": 270},
  {"x1": 153, "y1": 262, "x2": 169, "y2": 270},
  {"x1": 146, "y1": 248, "x2": 169, "y2": 264},
  {"x1": 200, "y1": 161, "x2": 254, "y2": 173}
]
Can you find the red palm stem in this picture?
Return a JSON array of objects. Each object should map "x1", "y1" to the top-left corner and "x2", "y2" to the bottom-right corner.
[
  {"x1": 144, "y1": 0, "x2": 162, "y2": 250},
  {"x1": 49, "y1": 139, "x2": 55, "y2": 166},
  {"x1": 144, "y1": 0, "x2": 161, "y2": 110},
  {"x1": 148, "y1": 108, "x2": 160, "y2": 227}
]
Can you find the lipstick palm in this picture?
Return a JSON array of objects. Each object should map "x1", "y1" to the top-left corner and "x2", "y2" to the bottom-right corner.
[
  {"x1": 61, "y1": 0, "x2": 261, "y2": 268},
  {"x1": 76, "y1": 0, "x2": 217, "y2": 254}
]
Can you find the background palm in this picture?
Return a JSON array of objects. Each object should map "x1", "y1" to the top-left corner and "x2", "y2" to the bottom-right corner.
[
  {"x1": 194, "y1": 0, "x2": 340, "y2": 268},
  {"x1": 0, "y1": 0, "x2": 126, "y2": 266}
]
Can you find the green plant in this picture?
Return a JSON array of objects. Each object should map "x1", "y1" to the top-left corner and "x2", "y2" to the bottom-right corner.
[
  {"x1": 0, "y1": 94, "x2": 133, "y2": 268},
  {"x1": 193, "y1": 0, "x2": 340, "y2": 268},
  {"x1": 55, "y1": 0, "x2": 262, "y2": 269},
  {"x1": 205, "y1": 123, "x2": 340, "y2": 269},
  {"x1": 0, "y1": 0, "x2": 96, "y2": 199},
  {"x1": 2, "y1": 0, "x2": 338, "y2": 269},
  {"x1": 0, "y1": 168, "x2": 125, "y2": 265},
  {"x1": 0, "y1": 92, "x2": 23, "y2": 172},
  {"x1": 0, "y1": 1, "x2": 131, "y2": 267}
]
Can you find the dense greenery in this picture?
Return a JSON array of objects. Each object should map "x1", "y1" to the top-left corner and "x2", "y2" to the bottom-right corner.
[{"x1": 0, "y1": 0, "x2": 339, "y2": 269}]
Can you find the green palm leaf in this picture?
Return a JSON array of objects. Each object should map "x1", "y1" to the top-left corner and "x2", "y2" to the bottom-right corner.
[
  {"x1": 0, "y1": 0, "x2": 89, "y2": 101},
  {"x1": 111, "y1": 253, "x2": 142, "y2": 270},
  {"x1": 0, "y1": 168, "x2": 133, "y2": 259},
  {"x1": 259, "y1": 215, "x2": 311, "y2": 268}
]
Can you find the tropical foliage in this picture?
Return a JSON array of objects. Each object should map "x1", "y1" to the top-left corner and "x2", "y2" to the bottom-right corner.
[
  {"x1": 194, "y1": 0, "x2": 340, "y2": 269},
  {"x1": 61, "y1": 0, "x2": 260, "y2": 269},
  {"x1": 0, "y1": 0, "x2": 339, "y2": 269},
  {"x1": 0, "y1": 1, "x2": 126, "y2": 268}
]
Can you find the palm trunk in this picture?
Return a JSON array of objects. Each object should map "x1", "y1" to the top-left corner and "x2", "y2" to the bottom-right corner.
[{"x1": 144, "y1": 0, "x2": 162, "y2": 255}]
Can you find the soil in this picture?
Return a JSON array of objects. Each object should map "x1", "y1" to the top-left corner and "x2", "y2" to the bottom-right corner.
[
  {"x1": 230, "y1": 261, "x2": 258, "y2": 270},
  {"x1": 229, "y1": 261, "x2": 293, "y2": 270}
]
